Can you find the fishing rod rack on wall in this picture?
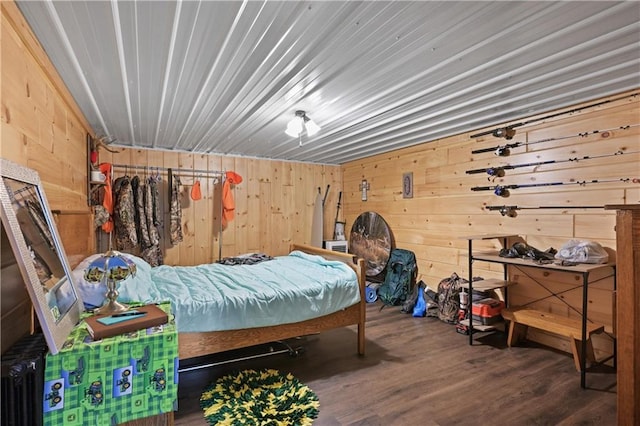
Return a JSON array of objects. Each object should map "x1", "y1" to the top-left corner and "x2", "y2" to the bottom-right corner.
[
  {"x1": 467, "y1": 92, "x2": 639, "y2": 214},
  {"x1": 469, "y1": 92, "x2": 638, "y2": 140}
]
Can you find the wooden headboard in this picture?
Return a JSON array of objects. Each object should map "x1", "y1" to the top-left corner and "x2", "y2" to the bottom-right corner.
[{"x1": 52, "y1": 210, "x2": 95, "y2": 268}]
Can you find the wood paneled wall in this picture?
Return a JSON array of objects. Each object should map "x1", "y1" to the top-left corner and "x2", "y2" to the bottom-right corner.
[
  {"x1": 1, "y1": 1, "x2": 94, "y2": 352},
  {"x1": 342, "y1": 90, "x2": 639, "y2": 357},
  {"x1": 1, "y1": 2, "x2": 91, "y2": 213},
  {"x1": 97, "y1": 147, "x2": 341, "y2": 264}
]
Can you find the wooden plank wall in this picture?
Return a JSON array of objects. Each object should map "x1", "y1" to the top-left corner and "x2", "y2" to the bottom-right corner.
[
  {"x1": 96, "y1": 147, "x2": 341, "y2": 265},
  {"x1": 342, "y1": 91, "x2": 639, "y2": 358},
  {"x1": 1, "y1": 2, "x2": 90, "y2": 213},
  {"x1": 1, "y1": 1, "x2": 94, "y2": 352}
]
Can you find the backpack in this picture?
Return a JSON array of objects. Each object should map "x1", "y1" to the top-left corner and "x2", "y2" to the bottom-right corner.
[
  {"x1": 378, "y1": 249, "x2": 417, "y2": 307},
  {"x1": 436, "y1": 272, "x2": 467, "y2": 324},
  {"x1": 401, "y1": 280, "x2": 440, "y2": 316}
]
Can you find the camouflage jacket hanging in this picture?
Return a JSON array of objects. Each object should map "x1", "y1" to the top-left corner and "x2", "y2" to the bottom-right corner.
[
  {"x1": 169, "y1": 172, "x2": 183, "y2": 245},
  {"x1": 145, "y1": 178, "x2": 161, "y2": 247},
  {"x1": 149, "y1": 174, "x2": 162, "y2": 228},
  {"x1": 132, "y1": 176, "x2": 151, "y2": 249},
  {"x1": 113, "y1": 176, "x2": 138, "y2": 250},
  {"x1": 143, "y1": 176, "x2": 163, "y2": 266}
]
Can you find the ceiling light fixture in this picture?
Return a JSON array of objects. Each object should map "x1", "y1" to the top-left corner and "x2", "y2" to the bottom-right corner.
[{"x1": 285, "y1": 110, "x2": 321, "y2": 142}]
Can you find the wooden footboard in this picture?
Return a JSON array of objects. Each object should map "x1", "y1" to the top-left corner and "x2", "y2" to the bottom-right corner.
[{"x1": 178, "y1": 243, "x2": 366, "y2": 360}]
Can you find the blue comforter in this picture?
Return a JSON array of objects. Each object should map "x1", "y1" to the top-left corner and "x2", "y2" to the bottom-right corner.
[{"x1": 117, "y1": 250, "x2": 360, "y2": 332}]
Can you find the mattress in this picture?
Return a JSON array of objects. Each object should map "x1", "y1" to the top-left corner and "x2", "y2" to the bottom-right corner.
[{"x1": 107, "y1": 250, "x2": 361, "y2": 333}]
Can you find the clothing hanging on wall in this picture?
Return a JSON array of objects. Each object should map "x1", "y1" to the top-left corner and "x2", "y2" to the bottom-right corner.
[
  {"x1": 106, "y1": 169, "x2": 163, "y2": 265},
  {"x1": 99, "y1": 163, "x2": 114, "y2": 233},
  {"x1": 142, "y1": 174, "x2": 163, "y2": 266},
  {"x1": 109, "y1": 163, "x2": 225, "y2": 262},
  {"x1": 145, "y1": 177, "x2": 161, "y2": 247},
  {"x1": 132, "y1": 176, "x2": 151, "y2": 249},
  {"x1": 149, "y1": 172, "x2": 162, "y2": 228},
  {"x1": 191, "y1": 179, "x2": 202, "y2": 201},
  {"x1": 168, "y1": 169, "x2": 183, "y2": 245},
  {"x1": 113, "y1": 175, "x2": 138, "y2": 250},
  {"x1": 222, "y1": 171, "x2": 243, "y2": 227}
]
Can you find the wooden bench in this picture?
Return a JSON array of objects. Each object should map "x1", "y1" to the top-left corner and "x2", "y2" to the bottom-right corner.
[{"x1": 501, "y1": 308, "x2": 605, "y2": 372}]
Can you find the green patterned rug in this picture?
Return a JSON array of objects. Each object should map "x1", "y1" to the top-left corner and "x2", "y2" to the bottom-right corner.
[{"x1": 200, "y1": 369, "x2": 320, "y2": 425}]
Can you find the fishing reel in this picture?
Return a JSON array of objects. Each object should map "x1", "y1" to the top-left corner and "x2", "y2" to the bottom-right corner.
[
  {"x1": 492, "y1": 127, "x2": 516, "y2": 140},
  {"x1": 498, "y1": 206, "x2": 517, "y2": 217},
  {"x1": 486, "y1": 167, "x2": 505, "y2": 178},
  {"x1": 493, "y1": 186, "x2": 510, "y2": 197},
  {"x1": 495, "y1": 146, "x2": 511, "y2": 156},
  {"x1": 485, "y1": 205, "x2": 518, "y2": 217}
]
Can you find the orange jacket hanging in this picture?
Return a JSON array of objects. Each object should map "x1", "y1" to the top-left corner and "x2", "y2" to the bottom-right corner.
[
  {"x1": 222, "y1": 171, "x2": 242, "y2": 227},
  {"x1": 190, "y1": 180, "x2": 202, "y2": 201}
]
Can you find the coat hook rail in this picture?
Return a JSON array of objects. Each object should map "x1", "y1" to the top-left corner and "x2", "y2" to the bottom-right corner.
[{"x1": 110, "y1": 163, "x2": 225, "y2": 177}]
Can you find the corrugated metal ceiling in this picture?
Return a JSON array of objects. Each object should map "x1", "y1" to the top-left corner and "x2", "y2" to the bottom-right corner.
[{"x1": 15, "y1": 1, "x2": 640, "y2": 165}]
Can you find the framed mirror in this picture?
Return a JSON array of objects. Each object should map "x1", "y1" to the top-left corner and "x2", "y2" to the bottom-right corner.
[{"x1": 0, "y1": 158, "x2": 83, "y2": 354}]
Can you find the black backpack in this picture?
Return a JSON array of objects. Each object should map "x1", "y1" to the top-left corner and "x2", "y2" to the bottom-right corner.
[{"x1": 378, "y1": 249, "x2": 417, "y2": 307}]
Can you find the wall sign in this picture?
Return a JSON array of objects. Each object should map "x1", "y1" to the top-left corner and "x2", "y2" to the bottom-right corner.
[{"x1": 403, "y1": 172, "x2": 413, "y2": 198}]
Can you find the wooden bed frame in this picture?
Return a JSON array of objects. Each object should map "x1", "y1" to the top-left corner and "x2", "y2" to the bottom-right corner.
[
  {"x1": 62, "y1": 226, "x2": 366, "y2": 361},
  {"x1": 177, "y1": 243, "x2": 367, "y2": 360}
]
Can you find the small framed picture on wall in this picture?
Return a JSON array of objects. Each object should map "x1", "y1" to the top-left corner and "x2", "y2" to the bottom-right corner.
[{"x1": 402, "y1": 172, "x2": 413, "y2": 198}]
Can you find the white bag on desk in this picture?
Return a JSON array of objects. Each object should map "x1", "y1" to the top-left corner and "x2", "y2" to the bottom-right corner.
[{"x1": 555, "y1": 239, "x2": 609, "y2": 264}]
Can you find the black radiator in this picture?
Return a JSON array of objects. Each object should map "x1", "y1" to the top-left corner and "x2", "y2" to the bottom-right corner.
[{"x1": 1, "y1": 333, "x2": 47, "y2": 426}]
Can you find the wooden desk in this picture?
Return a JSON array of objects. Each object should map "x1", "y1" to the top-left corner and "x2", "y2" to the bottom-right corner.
[{"x1": 465, "y1": 235, "x2": 615, "y2": 388}]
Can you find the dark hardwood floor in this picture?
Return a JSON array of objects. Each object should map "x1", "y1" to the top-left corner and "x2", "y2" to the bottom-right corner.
[{"x1": 174, "y1": 303, "x2": 616, "y2": 425}]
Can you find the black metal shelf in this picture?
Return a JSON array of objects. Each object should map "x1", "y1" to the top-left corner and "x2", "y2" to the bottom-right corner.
[{"x1": 464, "y1": 234, "x2": 616, "y2": 388}]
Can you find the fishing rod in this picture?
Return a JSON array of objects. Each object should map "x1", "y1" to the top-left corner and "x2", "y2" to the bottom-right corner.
[
  {"x1": 471, "y1": 124, "x2": 639, "y2": 156},
  {"x1": 333, "y1": 191, "x2": 345, "y2": 240},
  {"x1": 469, "y1": 92, "x2": 638, "y2": 140},
  {"x1": 466, "y1": 149, "x2": 638, "y2": 177},
  {"x1": 471, "y1": 177, "x2": 638, "y2": 197},
  {"x1": 485, "y1": 205, "x2": 603, "y2": 217},
  {"x1": 321, "y1": 185, "x2": 330, "y2": 207}
]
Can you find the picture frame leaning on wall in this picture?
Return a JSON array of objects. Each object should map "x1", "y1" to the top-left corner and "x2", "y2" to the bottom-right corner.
[{"x1": 0, "y1": 158, "x2": 83, "y2": 354}]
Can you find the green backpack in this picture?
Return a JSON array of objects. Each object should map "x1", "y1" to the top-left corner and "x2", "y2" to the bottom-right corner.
[{"x1": 378, "y1": 249, "x2": 417, "y2": 307}]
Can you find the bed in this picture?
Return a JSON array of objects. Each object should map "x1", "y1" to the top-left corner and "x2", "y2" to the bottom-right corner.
[{"x1": 72, "y1": 243, "x2": 366, "y2": 360}]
